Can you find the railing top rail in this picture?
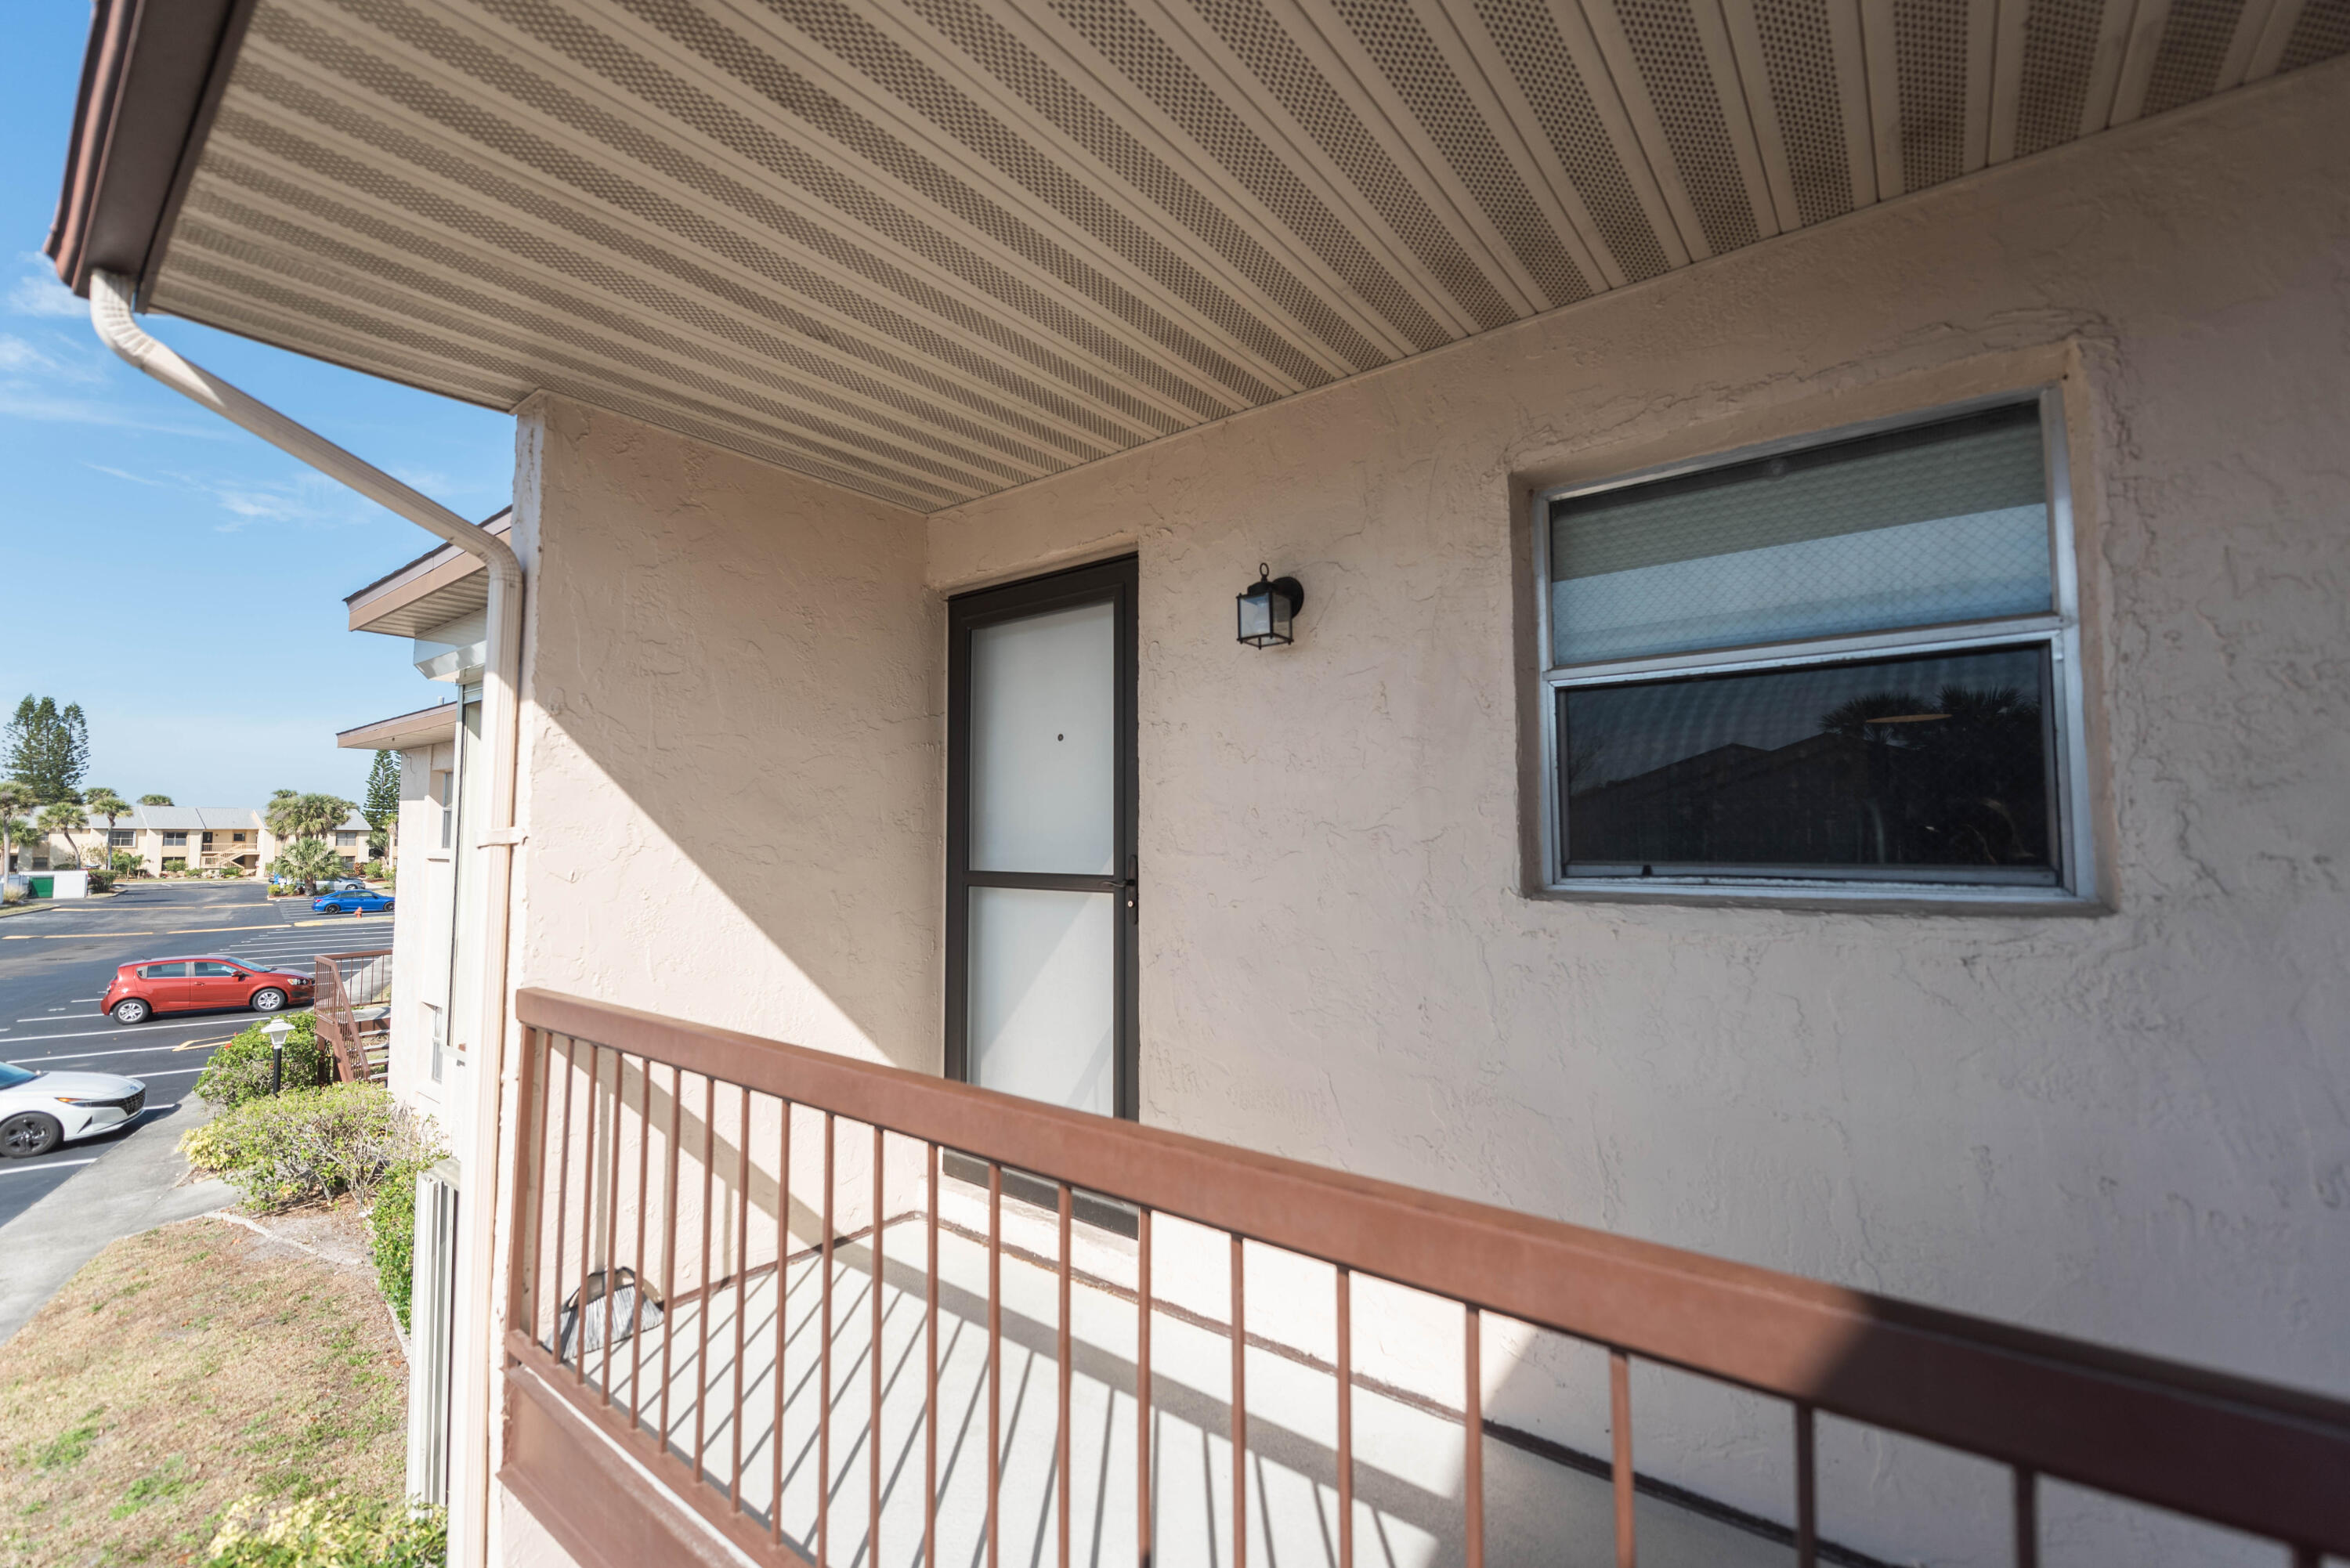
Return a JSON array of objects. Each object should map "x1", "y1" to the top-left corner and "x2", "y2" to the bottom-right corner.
[
  {"x1": 513, "y1": 987, "x2": 2350, "y2": 1553},
  {"x1": 315, "y1": 948, "x2": 393, "y2": 966}
]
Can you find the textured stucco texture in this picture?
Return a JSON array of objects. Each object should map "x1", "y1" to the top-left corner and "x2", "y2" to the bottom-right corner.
[{"x1": 505, "y1": 54, "x2": 2348, "y2": 1440}]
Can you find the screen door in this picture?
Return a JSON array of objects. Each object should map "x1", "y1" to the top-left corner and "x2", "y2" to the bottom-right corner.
[{"x1": 947, "y1": 557, "x2": 1137, "y2": 1119}]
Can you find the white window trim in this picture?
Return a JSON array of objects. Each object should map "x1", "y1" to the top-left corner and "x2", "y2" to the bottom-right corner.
[{"x1": 1531, "y1": 385, "x2": 2098, "y2": 910}]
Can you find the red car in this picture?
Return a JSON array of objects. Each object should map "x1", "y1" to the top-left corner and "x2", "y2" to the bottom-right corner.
[{"x1": 99, "y1": 956, "x2": 316, "y2": 1025}]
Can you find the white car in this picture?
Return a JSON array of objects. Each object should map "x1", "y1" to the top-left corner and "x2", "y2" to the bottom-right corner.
[{"x1": 0, "y1": 1061, "x2": 147, "y2": 1159}]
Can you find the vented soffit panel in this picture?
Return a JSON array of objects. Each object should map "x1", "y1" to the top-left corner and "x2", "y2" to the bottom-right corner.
[{"x1": 84, "y1": 0, "x2": 2350, "y2": 514}]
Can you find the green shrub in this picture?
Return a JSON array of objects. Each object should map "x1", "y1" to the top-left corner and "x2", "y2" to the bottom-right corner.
[
  {"x1": 219, "y1": 863, "x2": 248, "y2": 879},
  {"x1": 179, "y1": 1082, "x2": 433, "y2": 1211},
  {"x1": 193, "y1": 1014, "x2": 331, "y2": 1111},
  {"x1": 161, "y1": 857, "x2": 186, "y2": 873},
  {"x1": 370, "y1": 1158, "x2": 429, "y2": 1331},
  {"x1": 202, "y1": 1494, "x2": 445, "y2": 1568}
]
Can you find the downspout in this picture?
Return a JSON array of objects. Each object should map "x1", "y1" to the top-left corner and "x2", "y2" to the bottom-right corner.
[{"x1": 90, "y1": 270, "x2": 523, "y2": 1568}]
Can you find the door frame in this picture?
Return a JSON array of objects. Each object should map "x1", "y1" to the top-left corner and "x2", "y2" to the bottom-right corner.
[{"x1": 945, "y1": 555, "x2": 1139, "y2": 1121}]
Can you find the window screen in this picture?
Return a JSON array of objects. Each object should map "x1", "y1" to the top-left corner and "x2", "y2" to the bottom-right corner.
[
  {"x1": 1542, "y1": 397, "x2": 2082, "y2": 894},
  {"x1": 1551, "y1": 403, "x2": 2052, "y2": 664}
]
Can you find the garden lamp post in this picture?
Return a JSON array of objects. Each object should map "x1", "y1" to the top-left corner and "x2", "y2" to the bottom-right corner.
[{"x1": 262, "y1": 1013, "x2": 295, "y2": 1095}]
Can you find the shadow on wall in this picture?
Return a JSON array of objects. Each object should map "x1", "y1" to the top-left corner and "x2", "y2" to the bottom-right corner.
[{"x1": 519, "y1": 399, "x2": 945, "y2": 1073}]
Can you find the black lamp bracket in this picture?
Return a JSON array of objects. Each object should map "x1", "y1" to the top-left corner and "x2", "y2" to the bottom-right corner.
[{"x1": 1253, "y1": 563, "x2": 1304, "y2": 612}]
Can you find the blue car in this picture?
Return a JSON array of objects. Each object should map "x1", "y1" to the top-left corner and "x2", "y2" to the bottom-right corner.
[{"x1": 313, "y1": 891, "x2": 395, "y2": 914}]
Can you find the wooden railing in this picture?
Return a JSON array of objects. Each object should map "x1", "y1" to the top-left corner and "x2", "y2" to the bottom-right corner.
[
  {"x1": 504, "y1": 988, "x2": 2350, "y2": 1568},
  {"x1": 314, "y1": 949, "x2": 391, "y2": 1083}
]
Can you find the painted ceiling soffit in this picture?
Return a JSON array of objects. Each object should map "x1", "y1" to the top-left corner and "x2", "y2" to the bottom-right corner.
[{"x1": 52, "y1": 0, "x2": 2350, "y2": 514}]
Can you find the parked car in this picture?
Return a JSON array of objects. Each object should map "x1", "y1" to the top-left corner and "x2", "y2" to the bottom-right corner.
[
  {"x1": 0, "y1": 1061, "x2": 146, "y2": 1158},
  {"x1": 312, "y1": 891, "x2": 394, "y2": 914},
  {"x1": 99, "y1": 956, "x2": 315, "y2": 1024}
]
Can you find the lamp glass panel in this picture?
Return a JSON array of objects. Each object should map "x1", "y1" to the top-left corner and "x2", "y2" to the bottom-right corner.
[{"x1": 1238, "y1": 591, "x2": 1273, "y2": 644}]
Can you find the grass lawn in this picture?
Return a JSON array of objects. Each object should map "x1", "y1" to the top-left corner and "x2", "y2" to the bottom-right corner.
[{"x1": 0, "y1": 1207, "x2": 406, "y2": 1567}]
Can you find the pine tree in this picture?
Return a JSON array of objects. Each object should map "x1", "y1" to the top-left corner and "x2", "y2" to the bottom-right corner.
[
  {"x1": 363, "y1": 750, "x2": 400, "y2": 855},
  {"x1": 3, "y1": 696, "x2": 91, "y2": 804}
]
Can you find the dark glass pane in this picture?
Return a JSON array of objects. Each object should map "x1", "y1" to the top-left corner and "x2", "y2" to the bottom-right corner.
[{"x1": 1562, "y1": 645, "x2": 2056, "y2": 881}]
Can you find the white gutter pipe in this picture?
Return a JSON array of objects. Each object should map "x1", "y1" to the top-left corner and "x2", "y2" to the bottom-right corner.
[{"x1": 92, "y1": 270, "x2": 523, "y2": 1568}]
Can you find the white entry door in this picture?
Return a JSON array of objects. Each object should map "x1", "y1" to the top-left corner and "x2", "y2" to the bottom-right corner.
[{"x1": 947, "y1": 558, "x2": 1137, "y2": 1118}]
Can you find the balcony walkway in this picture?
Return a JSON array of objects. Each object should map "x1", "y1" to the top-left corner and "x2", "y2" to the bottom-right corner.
[{"x1": 556, "y1": 1176, "x2": 1793, "y2": 1568}]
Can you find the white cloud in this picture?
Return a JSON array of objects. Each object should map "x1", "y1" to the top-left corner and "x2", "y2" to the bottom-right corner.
[
  {"x1": 83, "y1": 462, "x2": 171, "y2": 487},
  {"x1": 0, "y1": 388, "x2": 222, "y2": 436},
  {"x1": 6, "y1": 268, "x2": 86, "y2": 320}
]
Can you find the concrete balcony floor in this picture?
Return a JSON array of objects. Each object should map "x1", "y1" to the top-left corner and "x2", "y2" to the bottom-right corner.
[{"x1": 546, "y1": 1179, "x2": 1796, "y2": 1568}]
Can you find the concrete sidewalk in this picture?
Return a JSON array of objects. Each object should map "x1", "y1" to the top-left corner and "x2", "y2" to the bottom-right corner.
[{"x1": 0, "y1": 1095, "x2": 233, "y2": 1345}]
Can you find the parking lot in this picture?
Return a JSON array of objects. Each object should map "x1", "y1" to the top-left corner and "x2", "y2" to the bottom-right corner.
[{"x1": 0, "y1": 880, "x2": 391, "y2": 1227}]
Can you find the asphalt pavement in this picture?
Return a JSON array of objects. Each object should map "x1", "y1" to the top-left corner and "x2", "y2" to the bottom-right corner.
[{"x1": 0, "y1": 880, "x2": 393, "y2": 1233}]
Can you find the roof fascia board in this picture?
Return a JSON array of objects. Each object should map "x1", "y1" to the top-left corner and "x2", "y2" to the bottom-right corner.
[
  {"x1": 337, "y1": 703, "x2": 463, "y2": 751},
  {"x1": 45, "y1": 0, "x2": 256, "y2": 302},
  {"x1": 345, "y1": 510, "x2": 511, "y2": 634}
]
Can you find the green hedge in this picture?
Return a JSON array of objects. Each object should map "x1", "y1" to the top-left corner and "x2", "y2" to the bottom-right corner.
[
  {"x1": 371, "y1": 1157, "x2": 429, "y2": 1331},
  {"x1": 193, "y1": 1014, "x2": 332, "y2": 1111},
  {"x1": 179, "y1": 1082, "x2": 437, "y2": 1212},
  {"x1": 202, "y1": 1494, "x2": 445, "y2": 1568}
]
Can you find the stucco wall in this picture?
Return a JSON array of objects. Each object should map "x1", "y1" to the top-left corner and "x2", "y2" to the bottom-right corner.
[
  {"x1": 486, "y1": 61, "x2": 2348, "y2": 1565},
  {"x1": 509, "y1": 395, "x2": 942, "y2": 1071},
  {"x1": 926, "y1": 56, "x2": 2350, "y2": 1418}
]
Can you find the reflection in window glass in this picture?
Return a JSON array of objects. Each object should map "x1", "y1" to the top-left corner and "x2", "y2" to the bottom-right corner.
[{"x1": 1562, "y1": 646, "x2": 2056, "y2": 881}]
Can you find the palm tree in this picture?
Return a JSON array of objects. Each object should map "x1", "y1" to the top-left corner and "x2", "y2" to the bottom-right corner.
[
  {"x1": 83, "y1": 788, "x2": 129, "y2": 868},
  {"x1": 137, "y1": 793, "x2": 172, "y2": 807},
  {"x1": 37, "y1": 801, "x2": 88, "y2": 871},
  {"x1": 0, "y1": 782, "x2": 29, "y2": 873},
  {"x1": 266, "y1": 792, "x2": 357, "y2": 844},
  {"x1": 269, "y1": 836, "x2": 344, "y2": 894}
]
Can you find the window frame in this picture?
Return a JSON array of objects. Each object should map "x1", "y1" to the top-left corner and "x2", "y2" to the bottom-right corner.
[{"x1": 1532, "y1": 385, "x2": 2095, "y2": 908}]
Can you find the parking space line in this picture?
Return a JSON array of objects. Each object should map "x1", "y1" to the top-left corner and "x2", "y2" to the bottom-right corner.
[
  {"x1": 0, "y1": 1159, "x2": 98, "y2": 1176},
  {"x1": 1, "y1": 1024, "x2": 226, "y2": 1046},
  {"x1": 8, "y1": 1042, "x2": 223, "y2": 1063}
]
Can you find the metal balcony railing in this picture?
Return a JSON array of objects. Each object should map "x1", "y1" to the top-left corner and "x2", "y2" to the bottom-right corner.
[
  {"x1": 315, "y1": 949, "x2": 392, "y2": 1083},
  {"x1": 504, "y1": 989, "x2": 2350, "y2": 1568}
]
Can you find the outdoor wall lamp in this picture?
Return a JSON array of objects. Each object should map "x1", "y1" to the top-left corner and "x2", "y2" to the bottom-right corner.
[{"x1": 1236, "y1": 563, "x2": 1304, "y2": 648}]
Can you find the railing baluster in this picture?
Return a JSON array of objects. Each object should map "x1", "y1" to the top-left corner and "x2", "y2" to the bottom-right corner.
[
  {"x1": 988, "y1": 1161, "x2": 1002, "y2": 1568},
  {"x1": 630, "y1": 1052, "x2": 650, "y2": 1432},
  {"x1": 1137, "y1": 1206, "x2": 1153, "y2": 1568},
  {"x1": 2013, "y1": 1467, "x2": 2037, "y2": 1568},
  {"x1": 732, "y1": 1084, "x2": 751, "y2": 1510},
  {"x1": 1058, "y1": 1182, "x2": 1073, "y2": 1568},
  {"x1": 549, "y1": 1038, "x2": 575, "y2": 1359},
  {"x1": 822, "y1": 1113, "x2": 837, "y2": 1567},
  {"x1": 577, "y1": 1045, "x2": 602, "y2": 1390},
  {"x1": 1611, "y1": 1349, "x2": 1636, "y2": 1568},
  {"x1": 925, "y1": 1141, "x2": 939, "y2": 1568},
  {"x1": 1794, "y1": 1403, "x2": 1817, "y2": 1568},
  {"x1": 872, "y1": 1125, "x2": 884, "y2": 1563},
  {"x1": 1464, "y1": 1305, "x2": 1483, "y2": 1568},
  {"x1": 772, "y1": 1097, "x2": 792, "y2": 1548},
  {"x1": 1336, "y1": 1264, "x2": 1351, "y2": 1568},
  {"x1": 601, "y1": 1049, "x2": 623, "y2": 1405},
  {"x1": 660, "y1": 1062, "x2": 681, "y2": 1457},
  {"x1": 507, "y1": 1029, "x2": 548, "y2": 1349},
  {"x1": 1232, "y1": 1231, "x2": 1247, "y2": 1568},
  {"x1": 694, "y1": 1074, "x2": 715, "y2": 1480}
]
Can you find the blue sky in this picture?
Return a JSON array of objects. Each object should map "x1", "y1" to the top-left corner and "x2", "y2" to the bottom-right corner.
[{"x1": 0, "y1": 4, "x2": 515, "y2": 807}]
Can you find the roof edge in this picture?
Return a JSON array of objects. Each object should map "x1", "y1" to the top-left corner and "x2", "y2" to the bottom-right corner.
[
  {"x1": 343, "y1": 508, "x2": 512, "y2": 608},
  {"x1": 45, "y1": 0, "x2": 257, "y2": 302},
  {"x1": 337, "y1": 701, "x2": 462, "y2": 751}
]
